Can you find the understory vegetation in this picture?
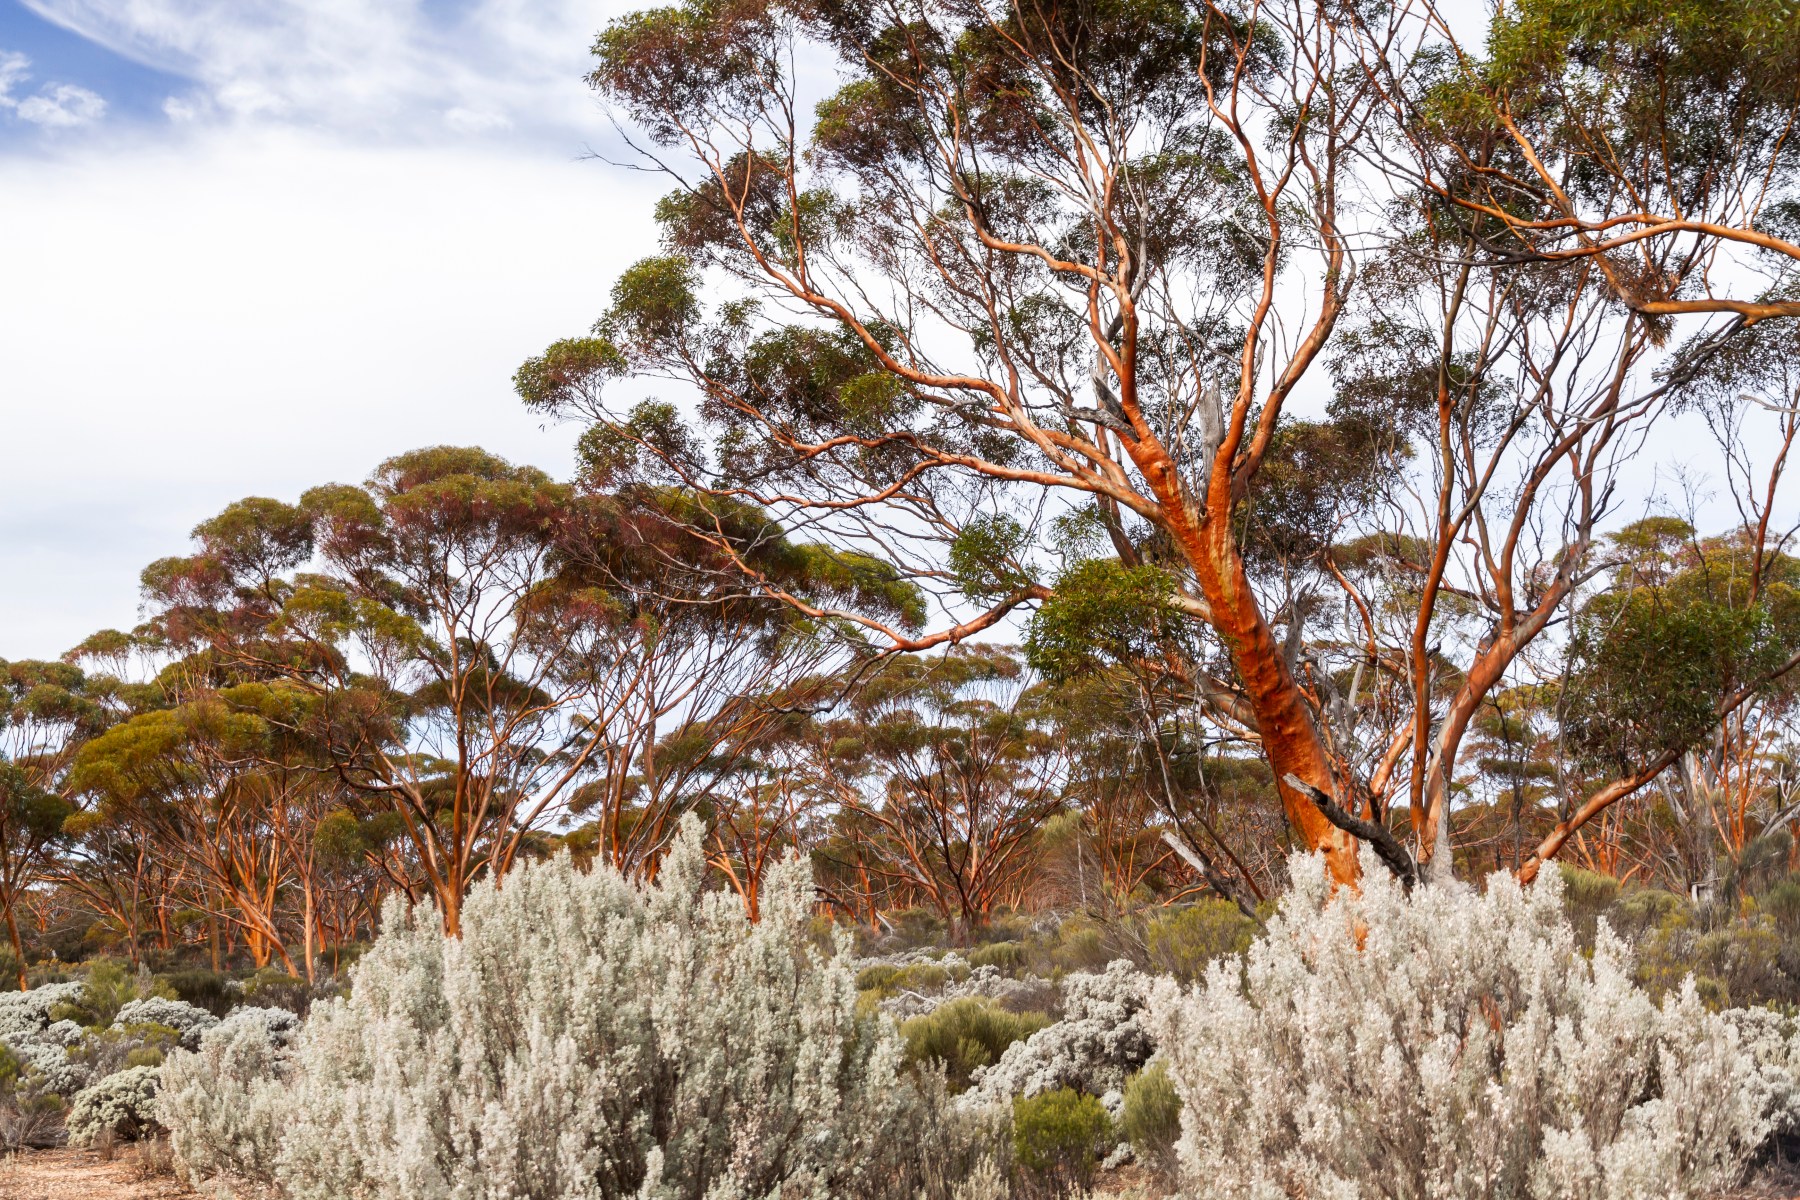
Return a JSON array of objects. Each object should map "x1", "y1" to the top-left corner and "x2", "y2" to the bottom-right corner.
[{"x1": 8, "y1": 831, "x2": 1800, "y2": 1198}]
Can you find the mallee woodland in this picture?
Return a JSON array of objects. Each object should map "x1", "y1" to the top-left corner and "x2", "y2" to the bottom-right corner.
[{"x1": 7, "y1": 0, "x2": 1800, "y2": 1196}]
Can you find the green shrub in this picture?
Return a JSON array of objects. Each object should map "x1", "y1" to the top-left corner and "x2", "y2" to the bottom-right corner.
[
  {"x1": 901, "y1": 997, "x2": 1050, "y2": 1092},
  {"x1": 1557, "y1": 864, "x2": 1621, "y2": 944},
  {"x1": 1762, "y1": 880, "x2": 1800, "y2": 930},
  {"x1": 1050, "y1": 922, "x2": 1110, "y2": 973},
  {"x1": 968, "y1": 941, "x2": 1029, "y2": 973},
  {"x1": 1146, "y1": 900, "x2": 1258, "y2": 982},
  {"x1": 1639, "y1": 909, "x2": 1797, "y2": 1009},
  {"x1": 68, "y1": 1021, "x2": 182, "y2": 1079},
  {"x1": 241, "y1": 968, "x2": 310, "y2": 1015},
  {"x1": 1011, "y1": 1087, "x2": 1112, "y2": 1196},
  {"x1": 163, "y1": 969, "x2": 236, "y2": 1018},
  {"x1": 51, "y1": 960, "x2": 170, "y2": 1027},
  {"x1": 856, "y1": 964, "x2": 903, "y2": 993},
  {"x1": 1120, "y1": 1060, "x2": 1181, "y2": 1174},
  {"x1": 889, "y1": 963, "x2": 953, "y2": 994},
  {"x1": 125, "y1": 1046, "x2": 164, "y2": 1069},
  {"x1": 886, "y1": 908, "x2": 947, "y2": 950},
  {"x1": 1604, "y1": 888, "x2": 1688, "y2": 941}
]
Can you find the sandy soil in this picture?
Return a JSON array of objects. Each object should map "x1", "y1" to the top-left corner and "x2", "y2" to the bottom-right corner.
[
  {"x1": 1, "y1": 1148, "x2": 1794, "y2": 1200},
  {"x1": 0, "y1": 1147, "x2": 193, "y2": 1200}
]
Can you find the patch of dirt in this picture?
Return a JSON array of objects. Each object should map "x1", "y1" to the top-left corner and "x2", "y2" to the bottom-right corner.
[{"x1": 0, "y1": 1147, "x2": 193, "y2": 1200}]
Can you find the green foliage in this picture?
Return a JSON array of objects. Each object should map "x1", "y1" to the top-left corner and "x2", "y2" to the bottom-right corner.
[
  {"x1": 52, "y1": 961, "x2": 170, "y2": 1028},
  {"x1": 786, "y1": 544, "x2": 927, "y2": 633},
  {"x1": 1146, "y1": 900, "x2": 1259, "y2": 982},
  {"x1": 967, "y1": 941, "x2": 1029, "y2": 973},
  {"x1": 1557, "y1": 865, "x2": 1622, "y2": 944},
  {"x1": 948, "y1": 515, "x2": 1034, "y2": 602},
  {"x1": 856, "y1": 964, "x2": 903, "y2": 993},
  {"x1": 1024, "y1": 558, "x2": 1176, "y2": 684},
  {"x1": 1120, "y1": 1060, "x2": 1182, "y2": 1173},
  {"x1": 882, "y1": 963, "x2": 955, "y2": 995},
  {"x1": 600, "y1": 255, "x2": 701, "y2": 350},
  {"x1": 68, "y1": 1021, "x2": 181, "y2": 1077},
  {"x1": 1010, "y1": 1087, "x2": 1113, "y2": 1195},
  {"x1": 1239, "y1": 416, "x2": 1405, "y2": 566},
  {"x1": 1563, "y1": 530, "x2": 1800, "y2": 769},
  {"x1": 0, "y1": 760, "x2": 75, "y2": 851},
  {"x1": 901, "y1": 997, "x2": 1050, "y2": 1093},
  {"x1": 513, "y1": 336, "x2": 625, "y2": 414},
  {"x1": 1047, "y1": 919, "x2": 1113, "y2": 973},
  {"x1": 241, "y1": 968, "x2": 311, "y2": 1015},
  {"x1": 1561, "y1": 871, "x2": 1800, "y2": 1010},
  {"x1": 1636, "y1": 904, "x2": 1796, "y2": 1010}
]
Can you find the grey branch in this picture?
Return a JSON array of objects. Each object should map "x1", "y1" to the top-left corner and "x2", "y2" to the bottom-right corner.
[
  {"x1": 1282, "y1": 774, "x2": 1418, "y2": 891},
  {"x1": 1159, "y1": 829, "x2": 1264, "y2": 926}
]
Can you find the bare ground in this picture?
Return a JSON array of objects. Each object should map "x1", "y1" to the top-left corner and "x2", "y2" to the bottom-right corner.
[
  {"x1": 1, "y1": 1148, "x2": 1796, "y2": 1200},
  {"x1": 0, "y1": 1147, "x2": 192, "y2": 1200}
]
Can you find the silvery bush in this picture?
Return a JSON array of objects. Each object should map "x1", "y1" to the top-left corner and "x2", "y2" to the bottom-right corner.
[
  {"x1": 66, "y1": 1064, "x2": 162, "y2": 1146},
  {"x1": 161, "y1": 1018, "x2": 290, "y2": 1184},
  {"x1": 115, "y1": 997, "x2": 220, "y2": 1050},
  {"x1": 0, "y1": 982, "x2": 83, "y2": 1045},
  {"x1": 963, "y1": 959, "x2": 1154, "y2": 1117},
  {"x1": 163, "y1": 817, "x2": 991, "y2": 1200},
  {"x1": 212, "y1": 1004, "x2": 301, "y2": 1048},
  {"x1": 1148, "y1": 848, "x2": 1787, "y2": 1200}
]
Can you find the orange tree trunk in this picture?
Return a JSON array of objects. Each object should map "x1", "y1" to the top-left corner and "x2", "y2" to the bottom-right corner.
[{"x1": 1147, "y1": 453, "x2": 1362, "y2": 885}]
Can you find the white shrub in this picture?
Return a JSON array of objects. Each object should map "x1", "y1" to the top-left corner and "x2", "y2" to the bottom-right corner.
[
  {"x1": 214, "y1": 1005, "x2": 301, "y2": 1048},
  {"x1": 165, "y1": 817, "x2": 984, "y2": 1200},
  {"x1": 160, "y1": 1018, "x2": 290, "y2": 1185},
  {"x1": 963, "y1": 960, "x2": 1153, "y2": 1114},
  {"x1": 1147, "y1": 848, "x2": 1782, "y2": 1200},
  {"x1": 882, "y1": 964, "x2": 1055, "y2": 1021},
  {"x1": 4, "y1": 1035, "x2": 88, "y2": 1097},
  {"x1": 115, "y1": 997, "x2": 220, "y2": 1049},
  {"x1": 0, "y1": 982, "x2": 83, "y2": 1043},
  {"x1": 66, "y1": 1064, "x2": 162, "y2": 1145}
]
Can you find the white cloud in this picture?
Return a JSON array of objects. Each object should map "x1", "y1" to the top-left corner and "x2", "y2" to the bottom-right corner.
[
  {"x1": 0, "y1": 48, "x2": 107, "y2": 127},
  {"x1": 161, "y1": 92, "x2": 207, "y2": 122},
  {"x1": 444, "y1": 106, "x2": 512, "y2": 135},
  {"x1": 0, "y1": 126, "x2": 661, "y2": 658},
  {"x1": 16, "y1": 82, "x2": 106, "y2": 126},
  {"x1": 0, "y1": 50, "x2": 29, "y2": 102},
  {"x1": 18, "y1": 0, "x2": 621, "y2": 141}
]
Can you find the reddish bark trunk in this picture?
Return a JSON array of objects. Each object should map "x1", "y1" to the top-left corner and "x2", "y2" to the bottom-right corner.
[{"x1": 1149, "y1": 452, "x2": 1361, "y2": 884}]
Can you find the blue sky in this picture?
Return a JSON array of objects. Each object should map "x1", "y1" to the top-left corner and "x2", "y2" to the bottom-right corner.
[
  {"x1": 0, "y1": 0, "x2": 662, "y2": 659},
  {"x1": 0, "y1": 3, "x2": 186, "y2": 132}
]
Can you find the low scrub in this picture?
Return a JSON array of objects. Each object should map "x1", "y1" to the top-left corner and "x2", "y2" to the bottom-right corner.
[
  {"x1": 1118, "y1": 1059, "x2": 1180, "y2": 1177},
  {"x1": 162, "y1": 817, "x2": 996, "y2": 1200},
  {"x1": 1149, "y1": 848, "x2": 1787, "y2": 1200},
  {"x1": 901, "y1": 997, "x2": 1050, "y2": 1092},
  {"x1": 1010, "y1": 1087, "x2": 1112, "y2": 1198}
]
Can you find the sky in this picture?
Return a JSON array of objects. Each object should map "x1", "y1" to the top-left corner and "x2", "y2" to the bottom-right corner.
[{"x1": 0, "y1": 0, "x2": 659, "y2": 658}]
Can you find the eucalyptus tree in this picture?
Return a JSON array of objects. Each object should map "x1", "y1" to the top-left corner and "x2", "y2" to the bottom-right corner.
[
  {"x1": 1407, "y1": 0, "x2": 1800, "y2": 327},
  {"x1": 524, "y1": 0, "x2": 1800, "y2": 888},
  {"x1": 800, "y1": 645, "x2": 1063, "y2": 937},
  {"x1": 0, "y1": 660, "x2": 123, "y2": 987},
  {"x1": 138, "y1": 447, "x2": 912, "y2": 934},
  {"x1": 1529, "y1": 524, "x2": 1800, "y2": 883},
  {"x1": 525, "y1": 0, "x2": 1442, "y2": 884},
  {"x1": 68, "y1": 686, "x2": 324, "y2": 974}
]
